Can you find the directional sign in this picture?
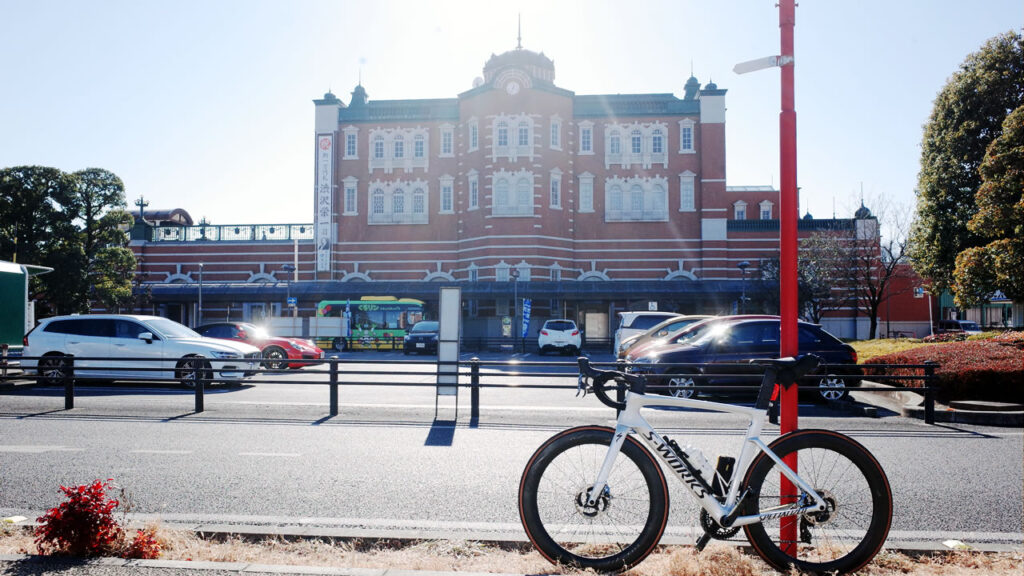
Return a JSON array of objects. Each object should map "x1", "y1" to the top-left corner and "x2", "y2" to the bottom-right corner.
[
  {"x1": 287, "y1": 297, "x2": 297, "y2": 306},
  {"x1": 521, "y1": 298, "x2": 532, "y2": 339}
]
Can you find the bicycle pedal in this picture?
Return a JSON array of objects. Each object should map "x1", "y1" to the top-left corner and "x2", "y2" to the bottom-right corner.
[{"x1": 694, "y1": 531, "x2": 712, "y2": 552}]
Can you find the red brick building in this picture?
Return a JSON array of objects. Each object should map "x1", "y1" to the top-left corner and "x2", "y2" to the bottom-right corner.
[{"x1": 127, "y1": 46, "x2": 927, "y2": 342}]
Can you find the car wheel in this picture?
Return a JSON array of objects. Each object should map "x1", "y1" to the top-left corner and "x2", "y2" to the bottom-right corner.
[
  {"x1": 666, "y1": 374, "x2": 697, "y2": 399},
  {"x1": 818, "y1": 374, "x2": 848, "y2": 402},
  {"x1": 176, "y1": 356, "x2": 212, "y2": 389},
  {"x1": 37, "y1": 355, "x2": 70, "y2": 386},
  {"x1": 262, "y1": 346, "x2": 287, "y2": 370}
]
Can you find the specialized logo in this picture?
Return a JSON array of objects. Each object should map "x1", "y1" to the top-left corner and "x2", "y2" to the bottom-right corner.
[{"x1": 645, "y1": 431, "x2": 707, "y2": 498}]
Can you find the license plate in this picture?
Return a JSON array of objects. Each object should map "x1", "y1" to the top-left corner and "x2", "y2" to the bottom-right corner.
[{"x1": 416, "y1": 343, "x2": 425, "y2": 348}]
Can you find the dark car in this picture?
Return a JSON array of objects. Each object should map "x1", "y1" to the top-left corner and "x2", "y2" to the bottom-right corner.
[
  {"x1": 628, "y1": 317, "x2": 860, "y2": 402},
  {"x1": 403, "y1": 321, "x2": 439, "y2": 355}
]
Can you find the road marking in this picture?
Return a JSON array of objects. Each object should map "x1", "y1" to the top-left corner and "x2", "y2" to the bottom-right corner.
[
  {"x1": 237, "y1": 452, "x2": 301, "y2": 457},
  {"x1": 0, "y1": 445, "x2": 84, "y2": 453},
  {"x1": 130, "y1": 449, "x2": 193, "y2": 455}
]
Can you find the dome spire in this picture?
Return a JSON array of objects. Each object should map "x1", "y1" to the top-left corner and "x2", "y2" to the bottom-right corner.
[{"x1": 516, "y1": 13, "x2": 522, "y2": 50}]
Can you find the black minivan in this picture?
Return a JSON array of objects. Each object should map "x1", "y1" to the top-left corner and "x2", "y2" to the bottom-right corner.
[{"x1": 628, "y1": 317, "x2": 860, "y2": 402}]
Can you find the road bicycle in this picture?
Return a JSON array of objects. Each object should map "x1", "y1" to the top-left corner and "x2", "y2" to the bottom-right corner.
[{"x1": 518, "y1": 355, "x2": 892, "y2": 574}]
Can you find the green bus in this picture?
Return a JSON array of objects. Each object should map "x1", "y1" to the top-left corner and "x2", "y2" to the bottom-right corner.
[{"x1": 316, "y1": 297, "x2": 425, "y2": 350}]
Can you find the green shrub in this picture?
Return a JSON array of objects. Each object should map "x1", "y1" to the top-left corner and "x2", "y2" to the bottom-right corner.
[{"x1": 865, "y1": 334, "x2": 1024, "y2": 404}]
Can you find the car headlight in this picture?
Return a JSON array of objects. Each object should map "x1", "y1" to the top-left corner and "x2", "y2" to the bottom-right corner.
[{"x1": 211, "y1": 351, "x2": 241, "y2": 359}]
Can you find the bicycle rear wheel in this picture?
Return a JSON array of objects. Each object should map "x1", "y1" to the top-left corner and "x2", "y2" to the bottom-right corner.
[
  {"x1": 742, "y1": 429, "x2": 892, "y2": 575},
  {"x1": 518, "y1": 426, "x2": 668, "y2": 572}
]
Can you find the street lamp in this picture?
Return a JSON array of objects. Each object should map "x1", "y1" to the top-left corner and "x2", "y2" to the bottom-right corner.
[
  {"x1": 510, "y1": 268, "x2": 520, "y2": 352},
  {"x1": 737, "y1": 261, "x2": 750, "y2": 314},
  {"x1": 197, "y1": 263, "x2": 204, "y2": 327}
]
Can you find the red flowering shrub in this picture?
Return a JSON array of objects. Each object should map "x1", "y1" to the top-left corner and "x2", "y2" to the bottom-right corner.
[
  {"x1": 124, "y1": 528, "x2": 162, "y2": 559},
  {"x1": 865, "y1": 335, "x2": 1024, "y2": 404},
  {"x1": 35, "y1": 479, "x2": 125, "y2": 557},
  {"x1": 923, "y1": 332, "x2": 967, "y2": 343}
]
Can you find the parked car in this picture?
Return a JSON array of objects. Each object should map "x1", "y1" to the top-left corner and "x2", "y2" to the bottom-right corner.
[
  {"x1": 936, "y1": 319, "x2": 983, "y2": 335},
  {"x1": 613, "y1": 311, "x2": 683, "y2": 357},
  {"x1": 22, "y1": 315, "x2": 261, "y2": 388},
  {"x1": 195, "y1": 322, "x2": 323, "y2": 369},
  {"x1": 403, "y1": 321, "x2": 439, "y2": 355},
  {"x1": 624, "y1": 315, "x2": 775, "y2": 362},
  {"x1": 538, "y1": 319, "x2": 582, "y2": 355},
  {"x1": 617, "y1": 315, "x2": 715, "y2": 359},
  {"x1": 627, "y1": 317, "x2": 861, "y2": 402}
]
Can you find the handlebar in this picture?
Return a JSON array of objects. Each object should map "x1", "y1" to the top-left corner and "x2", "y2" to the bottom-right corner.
[{"x1": 577, "y1": 357, "x2": 646, "y2": 410}]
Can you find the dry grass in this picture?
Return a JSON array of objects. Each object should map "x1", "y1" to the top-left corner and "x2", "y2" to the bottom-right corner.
[
  {"x1": 851, "y1": 339, "x2": 933, "y2": 363},
  {"x1": 0, "y1": 525, "x2": 1021, "y2": 575}
]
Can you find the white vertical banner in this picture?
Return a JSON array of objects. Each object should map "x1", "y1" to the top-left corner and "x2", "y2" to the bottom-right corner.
[
  {"x1": 315, "y1": 134, "x2": 334, "y2": 273},
  {"x1": 437, "y1": 287, "x2": 461, "y2": 396}
]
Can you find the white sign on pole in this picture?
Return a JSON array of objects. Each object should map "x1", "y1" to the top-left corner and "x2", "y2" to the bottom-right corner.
[
  {"x1": 315, "y1": 134, "x2": 333, "y2": 273},
  {"x1": 437, "y1": 287, "x2": 461, "y2": 405}
]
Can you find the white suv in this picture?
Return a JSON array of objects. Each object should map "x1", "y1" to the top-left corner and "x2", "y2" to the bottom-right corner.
[
  {"x1": 22, "y1": 315, "x2": 261, "y2": 388},
  {"x1": 537, "y1": 319, "x2": 582, "y2": 356}
]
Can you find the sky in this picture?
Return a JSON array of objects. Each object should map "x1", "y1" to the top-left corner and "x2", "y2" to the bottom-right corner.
[{"x1": 2, "y1": 0, "x2": 1022, "y2": 226}]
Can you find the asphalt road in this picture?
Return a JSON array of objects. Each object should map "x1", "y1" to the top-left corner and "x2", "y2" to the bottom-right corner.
[{"x1": 1, "y1": 352, "x2": 1021, "y2": 549}]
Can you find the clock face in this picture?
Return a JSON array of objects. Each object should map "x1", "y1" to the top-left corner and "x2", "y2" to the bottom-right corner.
[{"x1": 506, "y1": 81, "x2": 520, "y2": 95}]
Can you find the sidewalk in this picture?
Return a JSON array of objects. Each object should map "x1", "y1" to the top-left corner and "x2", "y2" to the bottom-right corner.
[{"x1": 851, "y1": 381, "x2": 1024, "y2": 427}]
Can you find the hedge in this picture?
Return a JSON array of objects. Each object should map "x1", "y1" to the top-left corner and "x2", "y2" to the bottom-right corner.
[{"x1": 864, "y1": 332, "x2": 1024, "y2": 404}]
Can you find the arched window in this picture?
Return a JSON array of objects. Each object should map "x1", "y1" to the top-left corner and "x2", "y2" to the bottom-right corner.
[
  {"x1": 630, "y1": 185, "x2": 644, "y2": 211},
  {"x1": 610, "y1": 185, "x2": 623, "y2": 211},
  {"x1": 496, "y1": 178, "x2": 510, "y2": 207},
  {"x1": 393, "y1": 135, "x2": 404, "y2": 158},
  {"x1": 631, "y1": 129, "x2": 642, "y2": 155},
  {"x1": 652, "y1": 129, "x2": 664, "y2": 154},
  {"x1": 372, "y1": 189, "x2": 385, "y2": 214},
  {"x1": 413, "y1": 189, "x2": 425, "y2": 214},
  {"x1": 650, "y1": 184, "x2": 666, "y2": 212},
  {"x1": 373, "y1": 136, "x2": 384, "y2": 159},
  {"x1": 516, "y1": 178, "x2": 531, "y2": 207},
  {"x1": 414, "y1": 135, "x2": 425, "y2": 158},
  {"x1": 392, "y1": 189, "x2": 405, "y2": 214}
]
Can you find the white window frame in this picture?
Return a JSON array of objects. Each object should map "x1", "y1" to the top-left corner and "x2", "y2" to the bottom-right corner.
[
  {"x1": 495, "y1": 262, "x2": 510, "y2": 282},
  {"x1": 679, "y1": 171, "x2": 696, "y2": 212},
  {"x1": 604, "y1": 176, "x2": 670, "y2": 222},
  {"x1": 467, "y1": 170, "x2": 479, "y2": 210},
  {"x1": 579, "y1": 121, "x2": 594, "y2": 155},
  {"x1": 760, "y1": 200, "x2": 774, "y2": 220},
  {"x1": 468, "y1": 118, "x2": 479, "y2": 151},
  {"x1": 343, "y1": 127, "x2": 359, "y2": 159},
  {"x1": 549, "y1": 168, "x2": 562, "y2": 209},
  {"x1": 343, "y1": 176, "x2": 359, "y2": 215},
  {"x1": 550, "y1": 116, "x2": 561, "y2": 150},
  {"x1": 490, "y1": 169, "x2": 535, "y2": 217},
  {"x1": 439, "y1": 175, "x2": 455, "y2": 214},
  {"x1": 734, "y1": 200, "x2": 747, "y2": 220},
  {"x1": 678, "y1": 119, "x2": 696, "y2": 153},
  {"x1": 440, "y1": 124, "x2": 454, "y2": 157},
  {"x1": 368, "y1": 179, "x2": 430, "y2": 225},
  {"x1": 578, "y1": 172, "x2": 595, "y2": 213},
  {"x1": 492, "y1": 114, "x2": 534, "y2": 162}
]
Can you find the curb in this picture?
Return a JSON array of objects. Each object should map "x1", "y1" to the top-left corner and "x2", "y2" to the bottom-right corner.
[{"x1": 851, "y1": 381, "x2": 1024, "y2": 427}]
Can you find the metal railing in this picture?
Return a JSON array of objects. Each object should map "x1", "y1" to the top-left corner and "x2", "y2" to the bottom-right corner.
[
  {"x1": 6, "y1": 355, "x2": 939, "y2": 424},
  {"x1": 150, "y1": 223, "x2": 314, "y2": 242}
]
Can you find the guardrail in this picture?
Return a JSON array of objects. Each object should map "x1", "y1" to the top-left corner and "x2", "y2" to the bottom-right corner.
[
  {"x1": 5, "y1": 355, "x2": 940, "y2": 424},
  {"x1": 326, "y1": 337, "x2": 614, "y2": 354}
]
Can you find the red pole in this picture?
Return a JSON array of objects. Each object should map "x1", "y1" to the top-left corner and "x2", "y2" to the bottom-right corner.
[{"x1": 779, "y1": 0, "x2": 800, "y2": 554}]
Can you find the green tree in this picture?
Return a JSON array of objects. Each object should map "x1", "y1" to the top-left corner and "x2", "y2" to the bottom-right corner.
[
  {"x1": 0, "y1": 166, "x2": 135, "y2": 315},
  {"x1": 952, "y1": 104, "x2": 1024, "y2": 306},
  {"x1": 910, "y1": 31, "x2": 1024, "y2": 294}
]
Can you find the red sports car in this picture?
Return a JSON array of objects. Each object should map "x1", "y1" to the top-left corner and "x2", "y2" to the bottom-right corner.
[{"x1": 195, "y1": 322, "x2": 324, "y2": 369}]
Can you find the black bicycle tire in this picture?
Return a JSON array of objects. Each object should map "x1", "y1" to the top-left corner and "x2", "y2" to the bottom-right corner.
[
  {"x1": 741, "y1": 429, "x2": 893, "y2": 575},
  {"x1": 518, "y1": 426, "x2": 668, "y2": 572}
]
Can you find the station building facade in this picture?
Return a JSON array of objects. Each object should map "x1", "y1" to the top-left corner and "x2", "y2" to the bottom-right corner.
[{"x1": 128, "y1": 46, "x2": 920, "y2": 342}]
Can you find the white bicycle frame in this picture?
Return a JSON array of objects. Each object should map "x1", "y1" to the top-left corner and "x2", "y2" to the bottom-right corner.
[{"x1": 585, "y1": 391, "x2": 828, "y2": 528}]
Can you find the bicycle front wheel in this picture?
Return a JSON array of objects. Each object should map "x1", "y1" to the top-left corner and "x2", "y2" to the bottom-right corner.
[
  {"x1": 742, "y1": 429, "x2": 893, "y2": 575},
  {"x1": 518, "y1": 426, "x2": 668, "y2": 572}
]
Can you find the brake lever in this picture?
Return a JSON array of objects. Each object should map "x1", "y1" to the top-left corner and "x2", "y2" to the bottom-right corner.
[{"x1": 576, "y1": 374, "x2": 590, "y2": 397}]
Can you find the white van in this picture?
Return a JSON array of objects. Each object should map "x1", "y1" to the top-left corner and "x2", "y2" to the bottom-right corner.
[{"x1": 22, "y1": 314, "x2": 261, "y2": 387}]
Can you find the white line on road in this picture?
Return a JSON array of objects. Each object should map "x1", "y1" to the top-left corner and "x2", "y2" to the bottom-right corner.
[
  {"x1": 237, "y1": 452, "x2": 302, "y2": 457},
  {"x1": 0, "y1": 445, "x2": 84, "y2": 453},
  {"x1": 130, "y1": 449, "x2": 193, "y2": 455}
]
